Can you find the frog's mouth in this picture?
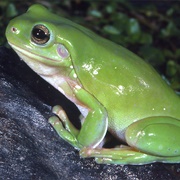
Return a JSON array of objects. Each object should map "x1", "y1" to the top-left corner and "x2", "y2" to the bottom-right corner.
[
  {"x1": 9, "y1": 42, "x2": 58, "y2": 63},
  {"x1": 8, "y1": 42, "x2": 70, "y2": 77}
]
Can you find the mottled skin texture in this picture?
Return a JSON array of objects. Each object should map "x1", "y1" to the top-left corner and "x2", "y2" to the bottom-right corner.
[{"x1": 6, "y1": 4, "x2": 180, "y2": 165}]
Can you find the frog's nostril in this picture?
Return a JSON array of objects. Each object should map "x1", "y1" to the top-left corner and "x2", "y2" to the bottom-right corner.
[
  {"x1": 11, "y1": 27, "x2": 19, "y2": 34},
  {"x1": 11, "y1": 27, "x2": 16, "y2": 32}
]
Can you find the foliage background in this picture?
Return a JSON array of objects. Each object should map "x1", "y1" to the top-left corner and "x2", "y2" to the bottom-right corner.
[{"x1": 0, "y1": 0, "x2": 180, "y2": 92}]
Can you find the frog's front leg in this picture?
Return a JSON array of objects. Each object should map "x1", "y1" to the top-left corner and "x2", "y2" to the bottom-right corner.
[
  {"x1": 49, "y1": 106, "x2": 80, "y2": 148},
  {"x1": 81, "y1": 117, "x2": 180, "y2": 165},
  {"x1": 49, "y1": 85, "x2": 108, "y2": 150}
]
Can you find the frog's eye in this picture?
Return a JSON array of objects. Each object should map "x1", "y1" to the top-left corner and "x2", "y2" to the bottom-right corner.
[{"x1": 31, "y1": 25, "x2": 50, "y2": 45}]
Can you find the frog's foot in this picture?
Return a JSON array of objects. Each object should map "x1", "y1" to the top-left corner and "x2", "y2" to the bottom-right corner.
[
  {"x1": 49, "y1": 105, "x2": 81, "y2": 149},
  {"x1": 80, "y1": 147, "x2": 180, "y2": 165}
]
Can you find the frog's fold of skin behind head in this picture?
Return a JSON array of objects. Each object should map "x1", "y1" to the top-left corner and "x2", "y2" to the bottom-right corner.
[{"x1": 6, "y1": 4, "x2": 180, "y2": 165}]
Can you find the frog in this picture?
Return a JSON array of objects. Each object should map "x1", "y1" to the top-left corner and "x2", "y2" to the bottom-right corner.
[{"x1": 6, "y1": 4, "x2": 180, "y2": 165}]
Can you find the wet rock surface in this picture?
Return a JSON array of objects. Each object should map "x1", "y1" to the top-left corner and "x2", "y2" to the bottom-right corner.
[{"x1": 0, "y1": 46, "x2": 179, "y2": 180}]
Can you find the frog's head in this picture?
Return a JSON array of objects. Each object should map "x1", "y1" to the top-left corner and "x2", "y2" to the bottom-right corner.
[
  {"x1": 6, "y1": 4, "x2": 97, "y2": 76},
  {"x1": 6, "y1": 4, "x2": 70, "y2": 76}
]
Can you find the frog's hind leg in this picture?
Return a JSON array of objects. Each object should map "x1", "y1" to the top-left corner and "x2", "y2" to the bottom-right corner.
[
  {"x1": 80, "y1": 116, "x2": 180, "y2": 165},
  {"x1": 125, "y1": 116, "x2": 180, "y2": 157}
]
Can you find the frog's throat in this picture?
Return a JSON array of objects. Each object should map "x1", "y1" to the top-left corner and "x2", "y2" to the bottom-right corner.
[{"x1": 9, "y1": 42, "x2": 89, "y2": 118}]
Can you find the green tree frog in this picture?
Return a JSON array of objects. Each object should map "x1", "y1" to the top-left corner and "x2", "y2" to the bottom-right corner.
[{"x1": 6, "y1": 4, "x2": 180, "y2": 165}]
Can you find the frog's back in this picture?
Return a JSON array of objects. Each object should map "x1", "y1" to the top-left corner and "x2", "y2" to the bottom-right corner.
[{"x1": 70, "y1": 31, "x2": 180, "y2": 139}]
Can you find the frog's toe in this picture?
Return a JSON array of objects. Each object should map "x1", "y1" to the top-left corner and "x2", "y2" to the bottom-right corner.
[
  {"x1": 52, "y1": 105, "x2": 66, "y2": 120},
  {"x1": 52, "y1": 105, "x2": 73, "y2": 130},
  {"x1": 48, "y1": 115, "x2": 65, "y2": 132},
  {"x1": 51, "y1": 105, "x2": 79, "y2": 136},
  {"x1": 49, "y1": 116, "x2": 79, "y2": 147}
]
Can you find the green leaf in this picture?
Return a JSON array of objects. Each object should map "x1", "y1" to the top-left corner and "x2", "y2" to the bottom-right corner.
[
  {"x1": 139, "y1": 33, "x2": 152, "y2": 44},
  {"x1": 166, "y1": 60, "x2": 177, "y2": 77},
  {"x1": 89, "y1": 9, "x2": 102, "y2": 18},
  {"x1": 105, "y1": 5, "x2": 115, "y2": 14},
  {"x1": 115, "y1": 13, "x2": 129, "y2": 30},
  {"x1": 103, "y1": 25, "x2": 121, "y2": 35},
  {"x1": 127, "y1": 18, "x2": 141, "y2": 35},
  {"x1": 166, "y1": 8, "x2": 174, "y2": 16},
  {"x1": 139, "y1": 45, "x2": 165, "y2": 66},
  {"x1": 127, "y1": 18, "x2": 141, "y2": 42},
  {"x1": 161, "y1": 22, "x2": 180, "y2": 37},
  {"x1": 175, "y1": 49, "x2": 180, "y2": 58},
  {"x1": 6, "y1": 3, "x2": 18, "y2": 18}
]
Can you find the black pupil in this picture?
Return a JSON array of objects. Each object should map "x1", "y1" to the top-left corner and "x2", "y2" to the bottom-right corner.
[
  {"x1": 32, "y1": 28, "x2": 47, "y2": 40},
  {"x1": 31, "y1": 25, "x2": 50, "y2": 44}
]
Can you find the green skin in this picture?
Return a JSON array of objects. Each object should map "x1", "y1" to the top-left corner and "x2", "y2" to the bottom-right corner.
[{"x1": 6, "y1": 4, "x2": 180, "y2": 165}]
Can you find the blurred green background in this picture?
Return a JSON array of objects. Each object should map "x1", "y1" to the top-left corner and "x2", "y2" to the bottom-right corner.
[{"x1": 0, "y1": 0, "x2": 180, "y2": 92}]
